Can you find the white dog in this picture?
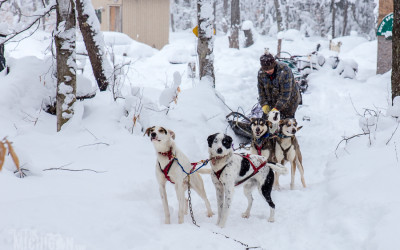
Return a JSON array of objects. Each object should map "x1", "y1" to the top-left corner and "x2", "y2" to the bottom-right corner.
[
  {"x1": 207, "y1": 133, "x2": 287, "y2": 228},
  {"x1": 145, "y1": 126, "x2": 213, "y2": 224}
]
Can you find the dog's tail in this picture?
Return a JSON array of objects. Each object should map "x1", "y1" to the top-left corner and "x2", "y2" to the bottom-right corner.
[
  {"x1": 268, "y1": 163, "x2": 288, "y2": 175},
  {"x1": 196, "y1": 168, "x2": 212, "y2": 174}
]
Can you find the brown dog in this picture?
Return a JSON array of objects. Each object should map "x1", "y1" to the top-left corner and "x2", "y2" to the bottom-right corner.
[{"x1": 275, "y1": 118, "x2": 306, "y2": 190}]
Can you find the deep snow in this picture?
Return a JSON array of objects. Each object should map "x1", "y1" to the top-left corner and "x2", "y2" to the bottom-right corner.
[{"x1": 0, "y1": 29, "x2": 399, "y2": 250}]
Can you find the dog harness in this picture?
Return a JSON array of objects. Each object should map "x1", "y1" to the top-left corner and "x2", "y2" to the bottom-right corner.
[
  {"x1": 254, "y1": 133, "x2": 272, "y2": 155},
  {"x1": 158, "y1": 160, "x2": 175, "y2": 184},
  {"x1": 158, "y1": 148, "x2": 175, "y2": 184},
  {"x1": 214, "y1": 165, "x2": 228, "y2": 180},
  {"x1": 277, "y1": 136, "x2": 294, "y2": 161},
  {"x1": 212, "y1": 154, "x2": 271, "y2": 186},
  {"x1": 235, "y1": 154, "x2": 270, "y2": 186}
]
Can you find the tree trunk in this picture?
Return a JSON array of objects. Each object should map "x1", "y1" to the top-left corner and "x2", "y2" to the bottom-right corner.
[
  {"x1": 243, "y1": 29, "x2": 253, "y2": 48},
  {"x1": 229, "y1": 0, "x2": 240, "y2": 49},
  {"x1": 55, "y1": 0, "x2": 76, "y2": 131},
  {"x1": 274, "y1": 0, "x2": 284, "y2": 32},
  {"x1": 392, "y1": 0, "x2": 400, "y2": 102},
  {"x1": 76, "y1": 0, "x2": 111, "y2": 92},
  {"x1": 342, "y1": 0, "x2": 348, "y2": 36},
  {"x1": 222, "y1": 0, "x2": 229, "y2": 33},
  {"x1": 260, "y1": 0, "x2": 267, "y2": 35},
  {"x1": 0, "y1": 33, "x2": 5, "y2": 73},
  {"x1": 197, "y1": 0, "x2": 215, "y2": 87},
  {"x1": 331, "y1": 0, "x2": 336, "y2": 39}
]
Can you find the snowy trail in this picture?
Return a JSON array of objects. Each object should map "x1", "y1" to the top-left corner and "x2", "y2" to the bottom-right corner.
[{"x1": 1, "y1": 31, "x2": 395, "y2": 250}]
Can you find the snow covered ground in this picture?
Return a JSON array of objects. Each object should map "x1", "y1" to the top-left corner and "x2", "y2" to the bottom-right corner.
[{"x1": 0, "y1": 29, "x2": 399, "y2": 250}]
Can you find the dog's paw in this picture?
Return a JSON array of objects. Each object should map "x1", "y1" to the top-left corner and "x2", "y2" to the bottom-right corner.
[
  {"x1": 273, "y1": 185, "x2": 281, "y2": 191},
  {"x1": 268, "y1": 217, "x2": 275, "y2": 223},
  {"x1": 207, "y1": 211, "x2": 214, "y2": 217},
  {"x1": 241, "y1": 212, "x2": 250, "y2": 218}
]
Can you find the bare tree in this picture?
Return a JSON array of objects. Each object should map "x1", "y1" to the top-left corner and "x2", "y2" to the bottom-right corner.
[
  {"x1": 331, "y1": 0, "x2": 336, "y2": 38},
  {"x1": 76, "y1": 0, "x2": 111, "y2": 92},
  {"x1": 197, "y1": 0, "x2": 215, "y2": 86},
  {"x1": 229, "y1": 0, "x2": 240, "y2": 49},
  {"x1": 342, "y1": 0, "x2": 348, "y2": 36},
  {"x1": 274, "y1": 0, "x2": 284, "y2": 33},
  {"x1": 55, "y1": 0, "x2": 76, "y2": 131},
  {"x1": 392, "y1": 0, "x2": 400, "y2": 101}
]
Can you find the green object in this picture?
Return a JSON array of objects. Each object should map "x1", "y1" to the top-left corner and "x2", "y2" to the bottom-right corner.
[{"x1": 377, "y1": 13, "x2": 393, "y2": 39}]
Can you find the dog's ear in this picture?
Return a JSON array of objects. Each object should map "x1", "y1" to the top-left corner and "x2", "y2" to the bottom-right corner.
[
  {"x1": 207, "y1": 133, "x2": 218, "y2": 148},
  {"x1": 250, "y1": 118, "x2": 255, "y2": 123},
  {"x1": 267, "y1": 121, "x2": 273, "y2": 129},
  {"x1": 144, "y1": 126, "x2": 154, "y2": 137},
  {"x1": 297, "y1": 126, "x2": 303, "y2": 131},
  {"x1": 168, "y1": 130, "x2": 176, "y2": 140}
]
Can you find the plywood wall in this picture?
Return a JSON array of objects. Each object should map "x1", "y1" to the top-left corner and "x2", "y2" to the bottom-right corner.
[
  {"x1": 91, "y1": 0, "x2": 170, "y2": 50},
  {"x1": 123, "y1": 0, "x2": 170, "y2": 49}
]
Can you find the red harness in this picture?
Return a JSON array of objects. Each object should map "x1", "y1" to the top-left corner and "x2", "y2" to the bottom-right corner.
[
  {"x1": 212, "y1": 154, "x2": 268, "y2": 186},
  {"x1": 158, "y1": 148, "x2": 175, "y2": 184},
  {"x1": 235, "y1": 154, "x2": 268, "y2": 186},
  {"x1": 255, "y1": 144, "x2": 263, "y2": 156}
]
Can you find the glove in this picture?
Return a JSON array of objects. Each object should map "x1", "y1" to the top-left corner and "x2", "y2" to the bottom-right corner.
[
  {"x1": 262, "y1": 105, "x2": 271, "y2": 114},
  {"x1": 271, "y1": 108, "x2": 279, "y2": 112}
]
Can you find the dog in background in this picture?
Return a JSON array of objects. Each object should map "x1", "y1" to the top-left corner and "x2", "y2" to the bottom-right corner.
[
  {"x1": 207, "y1": 133, "x2": 287, "y2": 228},
  {"x1": 249, "y1": 118, "x2": 276, "y2": 163},
  {"x1": 266, "y1": 110, "x2": 281, "y2": 134},
  {"x1": 275, "y1": 118, "x2": 306, "y2": 190},
  {"x1": 329, "y1": 40, "x2": 342, "y2": 53},
  {"x1": 145, "y1": 126, "x2": 213, "y2": 224}
]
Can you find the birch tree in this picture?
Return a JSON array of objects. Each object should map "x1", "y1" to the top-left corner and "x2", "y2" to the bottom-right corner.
[
  {"x1": 197, "y1": 0, "x2": 215, "y2": 87},
  {"x1": 392, "y1": 0, "x2": 400, "y2": 101},
  {"x1": 229, "y1": 0, "x2": 240, "y2": 49},
  {"x1": 55, "y1": 0, "x2": 76, "y2": 131},
  {"x1": 76, "y1": 0, "x2": 111, "y2": 92}
]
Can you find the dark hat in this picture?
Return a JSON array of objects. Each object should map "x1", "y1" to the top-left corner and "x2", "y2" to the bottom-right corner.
[{"x1": 260, "y1": 53, "x2": 276, "y2": 70}]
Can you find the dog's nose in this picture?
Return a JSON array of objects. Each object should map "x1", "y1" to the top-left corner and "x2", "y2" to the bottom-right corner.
[
  {"x1": 256, "y1": 127, "x2": 260, "y2": 132},
  {"x1": 217, "y1": 148, "x2": 223, "y2": 154},
  {"x1": 292, "y1": 129, "x2": 296, "y2": 134},
  {"x1": 151, "y1": 132, "x2": 156, "y2": 138}
]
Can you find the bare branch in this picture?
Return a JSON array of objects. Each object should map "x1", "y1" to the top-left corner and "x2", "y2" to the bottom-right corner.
[
  {"x1": 386, "y1": 121, "x2": 400, "y2": 145},
  {"x1": 43, "y1": 167, "x2": 107, "y2": 173},
  {"x1": 0, "y1": 5, "x2": 56, "y2": 46},
  {"x1": 335, "y1": 132, "x2": 370, "y2": 158},
  {"x1": 0, "y1": 0, "x2": 10, "y2": 9},
  {"x1": 42, "y1": 163, "x2": 106, "y2": 173},
  {"x1": 78, "y1": 142, "x2": 110, "y2": 148}
]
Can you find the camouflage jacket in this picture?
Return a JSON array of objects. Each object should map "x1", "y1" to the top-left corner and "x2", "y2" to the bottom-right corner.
[{"x1": 257, "y1": 62, "x2": 301, "y2": 117}]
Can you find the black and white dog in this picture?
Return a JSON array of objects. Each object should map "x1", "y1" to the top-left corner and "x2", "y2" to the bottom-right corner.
[{"x1": 207, "y1": 133, "x2": 287, "y2": 228}]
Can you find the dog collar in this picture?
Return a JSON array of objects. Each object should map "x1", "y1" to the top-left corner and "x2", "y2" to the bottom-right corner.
[
  {"x1": 210, "y1": 155, "x2": 227, "y2": 165},
  {"x1": 159, "y1": 147, "x2": 174, "y2": 160}
]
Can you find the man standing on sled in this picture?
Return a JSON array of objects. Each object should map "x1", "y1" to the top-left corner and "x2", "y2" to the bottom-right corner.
[{"x1": 257, "y1": 52, "x2": 301, "y2": 119}]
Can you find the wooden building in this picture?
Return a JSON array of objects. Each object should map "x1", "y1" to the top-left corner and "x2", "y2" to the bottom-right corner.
[{"x1": 91, "y1": 0, "x2": 170, "y2": 49}]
